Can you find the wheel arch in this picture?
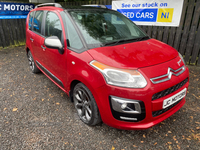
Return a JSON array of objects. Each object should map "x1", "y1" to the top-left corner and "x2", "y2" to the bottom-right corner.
[
  {"x1": 26, "y1": 47, "x2": 30, "y2": 55},
  {"x1": 68, "y1": 74, "x2": 105, "y2": 103},
  {"x1": 69, "y1": 80, "x2": 81, "y2": 102}
]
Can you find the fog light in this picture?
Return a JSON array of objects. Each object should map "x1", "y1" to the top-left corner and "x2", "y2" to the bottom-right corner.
[
  {"x1": 110, "y1": 96, "x2": 141, "y2": 114},
  {"x1": 121, "y1": 103, "x2": 127, "y2": 109}
]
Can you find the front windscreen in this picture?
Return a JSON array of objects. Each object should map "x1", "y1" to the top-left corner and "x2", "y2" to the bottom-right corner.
[{"x1": 68, "y1": 9, "x2": 147, "y2": 48}]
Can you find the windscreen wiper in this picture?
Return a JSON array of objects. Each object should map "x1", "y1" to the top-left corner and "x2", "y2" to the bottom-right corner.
[
  {"x1": 136, "y1": 36, "x2": 150, "y2": 41},
  {"x1": 104, "y1": 38, "x2": 138, "y2": 46}
]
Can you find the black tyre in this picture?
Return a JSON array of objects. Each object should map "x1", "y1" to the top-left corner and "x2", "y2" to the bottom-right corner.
[
  {"x1": 27, "y1": 50, "x2": 40, "y2": 73},
  {"x1": 73, "y1": 83, "x2": 101, "y2": 126}
]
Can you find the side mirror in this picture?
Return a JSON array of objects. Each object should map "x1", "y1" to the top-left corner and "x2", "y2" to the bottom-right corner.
[{"x1": 44, "y1": 36, "x2": 64, "y2": 54}]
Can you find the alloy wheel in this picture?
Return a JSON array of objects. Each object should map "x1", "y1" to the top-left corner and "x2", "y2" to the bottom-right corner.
[
  {"x1": 28, "y1": 51, "x2": 34, "y2": 71},
  {"x1": 74, "y1": 87, "x2": 92, "y2": 123}
]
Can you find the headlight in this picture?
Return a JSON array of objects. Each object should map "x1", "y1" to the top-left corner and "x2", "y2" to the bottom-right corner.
[
  {"x1": 90, "y1": 60, "x2": 147, "y2": 88},
  {"x1": 178, "y1": 52, "x2": 186, "y2": 65}
]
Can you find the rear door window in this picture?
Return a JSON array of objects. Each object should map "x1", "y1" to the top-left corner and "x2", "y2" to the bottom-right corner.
[
  {"x1": 28, "y1": 11, "x2": 34, "y2": 30},
  {"x1": 33, "y1": 11, "x2": 44, "y2": 34}
]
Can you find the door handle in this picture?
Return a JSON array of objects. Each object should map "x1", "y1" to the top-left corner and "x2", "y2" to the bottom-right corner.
[
  {"x1": 30, "y1": 38, "x2": 34, "y2": 42},
  {"x1": 41, "y1": 45, "x2": 46, "y2": 51}
]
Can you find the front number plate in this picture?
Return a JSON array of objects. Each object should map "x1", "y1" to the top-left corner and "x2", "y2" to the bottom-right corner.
[{"x1": 163, "y1": 88, "x2": 187, "y2": 109}]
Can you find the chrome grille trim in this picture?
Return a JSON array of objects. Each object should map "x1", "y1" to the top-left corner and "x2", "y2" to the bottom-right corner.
[{"x1": 150, "y1": 66, "x2": 185, "y2": 84}]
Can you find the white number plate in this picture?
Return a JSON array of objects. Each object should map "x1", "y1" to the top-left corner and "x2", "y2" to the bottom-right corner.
[{"x1": 163, "y1": 88, "x2": 187, "y2": 109}]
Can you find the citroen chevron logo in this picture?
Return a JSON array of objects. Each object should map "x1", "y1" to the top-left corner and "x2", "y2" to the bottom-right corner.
[
  {"x1": 177, "y1": 59, "x2": 182, "y2": 66},
  {"x1": 150, "y1": 66, "x2": 185, "y2": 84}
]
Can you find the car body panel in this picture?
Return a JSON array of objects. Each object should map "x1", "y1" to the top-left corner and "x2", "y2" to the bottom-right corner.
[
  {"x1": 87, "y1": 39, "x2": 178, "y2": 69},
  {"x1": 65, "y1": 50, "x2": 106, "y2": 93},
  {"x1": 31, "y1": 33, "x2": 45, "y2": 64}
]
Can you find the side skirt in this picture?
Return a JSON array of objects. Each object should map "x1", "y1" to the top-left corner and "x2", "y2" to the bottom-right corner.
[{"x1": 36, "y1": 61, "x2": 64, "y2": 88}]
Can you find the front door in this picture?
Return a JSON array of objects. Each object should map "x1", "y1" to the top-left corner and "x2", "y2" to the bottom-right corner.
[{"x1": 40, "y1": 11, "x2": 67, "y2": 88}]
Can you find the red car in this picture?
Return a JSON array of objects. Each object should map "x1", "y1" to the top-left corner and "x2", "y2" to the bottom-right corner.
[{"x1": 26, "y1": 3, "x2": 189, "y2": 130}]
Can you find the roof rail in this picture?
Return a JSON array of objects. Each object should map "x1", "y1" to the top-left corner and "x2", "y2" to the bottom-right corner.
[
  {"x1": 35, "y1": 3, "x2": 62, "y2": 8},
  {"x1": 98, "y1": 5, "x2": 107, "y2": 8},
  {"x1": 82, "y1": 5, "x2": 107, "y2": 9}
]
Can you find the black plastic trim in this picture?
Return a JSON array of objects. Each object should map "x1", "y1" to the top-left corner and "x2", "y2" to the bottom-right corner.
[
  {"x1": 36, "y1": 61, "x2": 64, "y2": 88},
  {"x1": 109, "y1": 96, "x2": 146, "y2": 122},
  {"x1": 69, "y1": 90, "x2": 73, "y2": 102}
]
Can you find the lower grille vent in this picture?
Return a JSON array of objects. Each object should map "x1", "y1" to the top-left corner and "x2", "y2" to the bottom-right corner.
[
  {"x1": 152, "y1": 78, "x2": 188, "y2": 101},
  {"x1": 152, "y1": 99, "x2": 182, "y2": 117}
]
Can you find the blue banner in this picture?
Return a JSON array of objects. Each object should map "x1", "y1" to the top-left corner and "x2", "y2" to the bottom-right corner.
[
  {"x1": 117, "y1": 9, "x2": 158, "y2": 22},
  {"x1": 0, "y1": 2, "x2": 34, "y2": 19}
]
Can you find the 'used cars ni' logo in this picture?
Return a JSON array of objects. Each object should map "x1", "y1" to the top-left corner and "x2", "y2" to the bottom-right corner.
[{"x1": 157, "y1": 8, "x2": 174, "y2": 22}]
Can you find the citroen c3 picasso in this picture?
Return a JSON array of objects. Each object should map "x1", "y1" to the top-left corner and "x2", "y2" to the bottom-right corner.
[{"x1": 26, "y1": 3, "x2": 189, "y2": 130}]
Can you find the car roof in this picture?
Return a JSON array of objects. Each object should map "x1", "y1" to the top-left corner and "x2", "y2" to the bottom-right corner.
[
  {"x1": 31, "y1": 3, "x2": 109, "y2": 13},
  {"x1": 31, "y1": 6, "x2": 63, "y2": 13},
  {"x1": 62, "y1": 5, "x2": 107, "y2": 11}
]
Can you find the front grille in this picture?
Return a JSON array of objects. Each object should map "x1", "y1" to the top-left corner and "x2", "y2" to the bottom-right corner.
[
  {"x1": 152, "y1": 78, "x2": 188, "y2": 101},
  {"x1": 152, "y1": 99, "x2": 182, "y2": 117}
]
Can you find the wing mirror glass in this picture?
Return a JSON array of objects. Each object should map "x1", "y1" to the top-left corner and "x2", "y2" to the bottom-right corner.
[{"x1": 44, "y1": 36, "x2": 64, "y2": 54}]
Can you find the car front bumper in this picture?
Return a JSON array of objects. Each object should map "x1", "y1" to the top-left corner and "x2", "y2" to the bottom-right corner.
[{"x1": 92, "y1": 59, "x2": 189, "y2": 130}]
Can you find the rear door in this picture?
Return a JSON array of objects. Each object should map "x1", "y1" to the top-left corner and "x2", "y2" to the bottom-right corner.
[
  {"x1": 26, "y1": 11, "x2": 35, "y2": 52},
  {"x1": 31, "y1": 10, "x2": 46, "y2": 65}
]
